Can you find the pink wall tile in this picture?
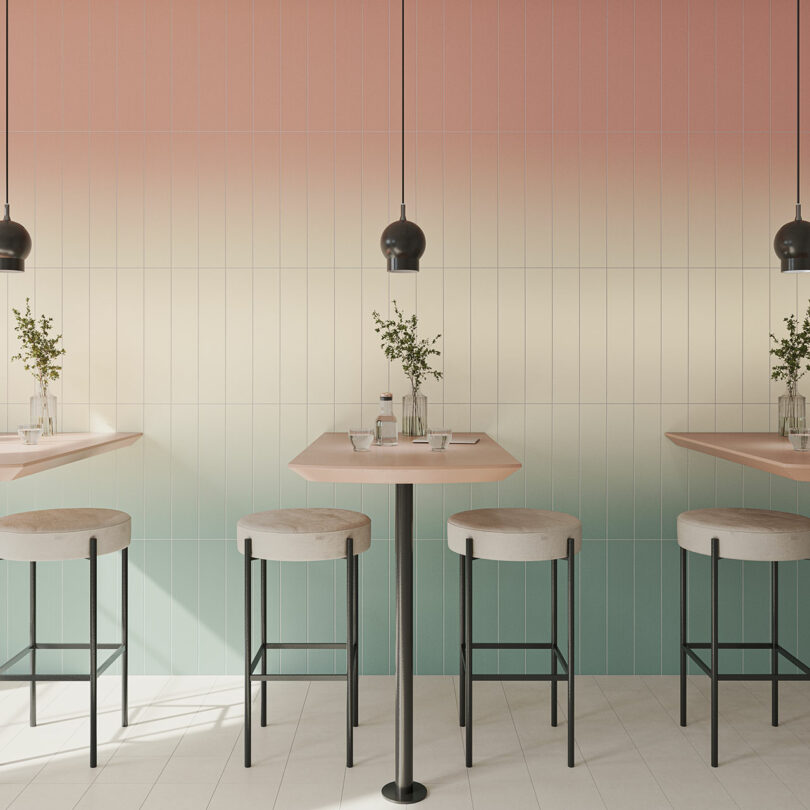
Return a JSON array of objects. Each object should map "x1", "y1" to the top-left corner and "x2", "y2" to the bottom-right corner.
[
  {"x1": 227, "y1": 0, "x2": 253, "y2": 131},
  {"x1": 444, "y1": 0, "x2": 470, "y2": 132},
  {"x1": 199, "y1": 0, "x2": 227, "y2": 132},
  {"x1": 580, "y1": 0, "x2": 607, "y2": 133},
  {"x1": 553, "y1": 0, "x2": 579, "y2": 132},
  {"x1": 662, "y1": 0, "x2": 688, "y2": 131},
  {"x1": 471, "y1": 0, "x2": 498, "y2": 130},
  {"x1": 117, "y1": 0, "x2": 145, "y2": 132},
  {"x1": 498, "y1": 0, "x2": 524, "y2": 132},
  {"x1": 89, "y1": 0, "x2": 117, "y2": 132},
  {"x1": 254, "y1": 0, "x2": 280, "y2": 132},
  {"x1": 308, "y1": 0, "x2": 336, "y2": 133}
]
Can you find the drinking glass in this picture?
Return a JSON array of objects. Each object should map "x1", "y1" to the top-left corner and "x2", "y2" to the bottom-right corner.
[
  {"x1": 788, "y1": 429, "x2": 810, "y2": 451},
  {"x1": 428, "y1": 428, "x2": 452, "y2": 451},
  {"x1": 17, "y1": 425, "x2": 42, "y2": 446},
  {"x1": 349, "y1": 428, "x2": 374, "y2": 452}
]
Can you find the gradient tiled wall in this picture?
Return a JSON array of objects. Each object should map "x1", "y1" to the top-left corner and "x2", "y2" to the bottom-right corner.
[{"x1": 1, "y1": 0, "x2": 810, "y2": 677}]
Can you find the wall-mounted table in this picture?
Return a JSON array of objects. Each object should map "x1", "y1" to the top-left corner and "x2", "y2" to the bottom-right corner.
[
  {"x1": 290, "y1": 432, "x2": 521, "y2": 804},
  {"x1": 0, "y1": 432, "x2": 142, "y2": 482},
  {"x1": 665, "y1": 432, "x2": 810, "y2": 482}
]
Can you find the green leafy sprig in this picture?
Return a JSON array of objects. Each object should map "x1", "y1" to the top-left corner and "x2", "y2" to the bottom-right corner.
[
  {"x1": 11, "y1": 298, "x2": 66, "y2": 387},
  {"x1": 770, "y1": 302, "x2": 810, "y2": 389},
  {"x1": 372, "y1": 300, "x2": 442, "y2": 395}
]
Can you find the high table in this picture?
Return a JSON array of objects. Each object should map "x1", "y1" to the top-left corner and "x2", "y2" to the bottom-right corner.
[
  {"x1": 665, "y1": 432, "x2": 810, "y2": 481},
  {"x1": 0, "y1": 432, "x2": 142, "y2": 481},
  {"x1": 289, "y1": 432, "x2": 521, "y2": 804}
]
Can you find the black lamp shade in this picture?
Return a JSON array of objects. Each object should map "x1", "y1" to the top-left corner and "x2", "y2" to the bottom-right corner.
[
  {"x1": 0, "y1": 215, "x2": 30, "y2": 272},
  {"x1": 774, "y1": 215, "x2": 810, "y2": 272},
  {"x1": 380, "y1": 215, "x2": 426, "y2": 273}
]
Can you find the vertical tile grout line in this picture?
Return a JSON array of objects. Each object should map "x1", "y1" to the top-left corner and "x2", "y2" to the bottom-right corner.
[{"x1": 658, "y1": 0, "x2": 664, "y2": 676}]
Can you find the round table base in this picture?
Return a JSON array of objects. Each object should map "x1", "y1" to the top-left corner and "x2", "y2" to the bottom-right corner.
[{"x1": 381, "y1": 781, "x2": 428, "y2": 804}]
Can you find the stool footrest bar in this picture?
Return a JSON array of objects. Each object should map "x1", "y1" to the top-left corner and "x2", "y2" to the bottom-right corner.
[{"x1": 250, "y1": 673, "x2": 347, "y2": 682}]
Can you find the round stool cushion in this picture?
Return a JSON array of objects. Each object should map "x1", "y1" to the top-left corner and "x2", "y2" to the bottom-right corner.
[
  {"x1": 447, "y1": 508, "x2": 582, "y2": 562},
  {"x1": 678, "y1": 508, "x2": 810, "y2": 562},
  {"x1": 237, "y1": 508, "x2": 371, "y2": 562},
  {"x1": 0, "y1": 508, "x2": 131, "y2": 562}
]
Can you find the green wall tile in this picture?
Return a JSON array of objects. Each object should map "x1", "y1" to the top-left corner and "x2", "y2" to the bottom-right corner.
[{"x1": 607, "y1": 540, "x2": 634, "y2": 674}]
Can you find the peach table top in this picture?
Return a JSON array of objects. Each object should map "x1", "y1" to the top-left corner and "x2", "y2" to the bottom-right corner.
[
  {"x1": 665, "y1": 432, "x2": 810, "y2": 482},
  {"x1": 0, "y1": 432, "x2": 142, "y2": 482},
  {"x1": 289, "y1": 432, "x2": 522, "y2": 485}
]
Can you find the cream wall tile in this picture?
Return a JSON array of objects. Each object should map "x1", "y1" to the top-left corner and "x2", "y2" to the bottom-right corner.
[
  {"x1": 117, "y1": 268, "x2": 144, "y2": 404},
  {"x1": 198, "y1": 268, "x2": 226, "y2": 404},
  {"x1": 279, "y1": 268, "x2": 308, "y2": 404},
  {"x1": 661, "y1": 268, "x2": 688, "y2": 403},
  {"x1": 715, "y1": 267, "x2": 743, "y2": 404},
  {"x1": 470, "y1": 268, "x2": 498, "y2": 403},
  {"x1": 525, "y1": 269, "x2": 552, "y2": 403},
  {"x1": 333, "y1": 268, "x2": 361, "y2": 404},
  {"x1": 579, "y1": 267, "x2": 607, "y2": 403},
  {"x1": 226, "y1": 133, "x2": 253, "y2": 270},
  {"x1": 90, "y1": 269, "x2": 117, "y2": 405},
  {"x1": 634, "y1": 268, "x2": 661, "y2": 404},
  {"x1": 144, "y1": 267, "x2": 172, "y2": 403},
  {"x1": 606, "y1": 268, "x2": 632, "y2": 403},
  {"x1": 307, "y1": 267, "x2": 335, "y2": 405},
  {"x1": 498, "y1": 269, "x2": 525, "y2": 403},
  {"x1": 171, "y1": 269, "x2": 199, "y2": 404},
  {"x1": 443, "y1": 269, "x2": 471, "y2": 404},
  {"x1": 253, "y1": 268, "x2": 280, "y2": 404},
  {"x1": 226, "y1": 268, "x2": 253, "y2": 403},
  {"x1": 553, "y1": 269, "x2": 580, "y2": 403},
  {"x1": 688, "y1": 266, "x2": 716, "y2": 404}
]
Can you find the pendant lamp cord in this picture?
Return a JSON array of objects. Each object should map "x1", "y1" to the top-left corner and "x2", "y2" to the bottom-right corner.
[
  {"x1": 798, "y1": 0, "x2": 802, "y2": 218},
  {"x1": 4, "y1": 0, "x2": 8, "y2": 219},
  {"x1": 400, "y1": 0, "x2": 405, "y2": 219}
]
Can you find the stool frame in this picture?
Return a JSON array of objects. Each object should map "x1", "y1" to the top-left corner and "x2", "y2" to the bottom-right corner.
[
  {"x1": 680, "y1": 539, "x2": 810, "y2": 767},
  {"x1": 0, "y1": 539, "x2": 129, "y2": 768},
  {"x1": 459, "y1": 536, "x2": 576, "y2": 768},
  {"x1": 243, "y1": 536, "x2": 359, "y2": 769}
]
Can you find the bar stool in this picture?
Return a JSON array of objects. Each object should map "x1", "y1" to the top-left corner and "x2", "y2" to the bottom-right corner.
[
  {"x1": 237, "y1": 507, "x2": 370, "y2": 768},
  {"x1": 678, "y1": 507, "x2": 810, "y2": 767},
  {"x1": 449, "y1": 508, "x2": 581, "y2": 768},
  {"x1": 0, "y1": 508, "x2": 130, "y2": 768}
]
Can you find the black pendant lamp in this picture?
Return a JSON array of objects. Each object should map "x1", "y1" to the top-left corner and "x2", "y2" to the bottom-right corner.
[
  {"x1": 380, "y1": 0, "x2": 425, "y2": 273},
  {"x1": 0, "y1": 0, "x2": 29, "y2": 273},
  {"x1": 775, "y1": 0, "x2": 810, "y2": 272}
]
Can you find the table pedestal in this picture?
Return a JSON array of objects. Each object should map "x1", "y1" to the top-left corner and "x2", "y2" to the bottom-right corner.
[{"x1": 381, "y1": 483, "x2": 427, "y2": 804}]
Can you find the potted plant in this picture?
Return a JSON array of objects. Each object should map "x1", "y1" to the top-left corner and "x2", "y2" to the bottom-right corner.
[
  {"x1": 372, "y1": 301, "x2": 442, "y2": 437},
  {"x1": 11, "y1": 298, "x2": 66, "y2": 437},
  {"x1": 770, "y1": 302, "x2": 810, "y2": 436}
]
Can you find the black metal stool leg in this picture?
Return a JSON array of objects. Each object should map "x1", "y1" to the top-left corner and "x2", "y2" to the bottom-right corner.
[
  {"x1": 244, "y1": 538, "x2": 252, "y2": 768},
  {"x1": 711, "y1": 537, "x2": 719, "y2": 768},
  {"x1": 464, "y1": 538, "x2": 473, "y2": 768},
  {"x1": 261, "y1": 559, "x2": 267, "y2": 728},
  {"x1": 567, "y1": 538, "x2": 575, "y2": 768},
  {"x1": 122, "y1": 547, "x2": 128, "y2": 728},
  {"x1": 29, "y1": 561, "x2": 36, "y2": 728},
  {"x1": 551, "y1": 558, "x2": 558, "y2": 728},
  {"x1": 459, "y1": 553, "x2": 465, "y2": 728},
  {"x1": 772, "y1": 560, "x2": 779, "y2": 727},
  {"x1": 352, "y1": 552, "x2": 359, "y2": 728},
  {"x1": 90, "y1": 537, "x2": 98, "y2": 768},
  {"x1": 680, "y1": 547, "x2": 687, "y2": 727},
  {"x1": 346, "y1": 537, "x2": 354, "y2": 768}
]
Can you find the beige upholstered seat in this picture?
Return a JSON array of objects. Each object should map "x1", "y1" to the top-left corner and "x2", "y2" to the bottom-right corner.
[
  {"x1": 447, "y1": 508, "x2": 582, "y2": 562},
  {"x1": 677, "y1": 508, "x2": 810, "y2": 562},
  {"x1": 0, "y1": 508, "x2": 131, "y2": 562},
  {"x1": 237, "y1": 508, "x2": 371, "y2": 562}
]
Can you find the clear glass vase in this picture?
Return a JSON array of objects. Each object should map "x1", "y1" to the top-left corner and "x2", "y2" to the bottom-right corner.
[
  {"x1": 30, "y1": 381, "x2": 57, "y2": 437},
  {"x1": 402, "y1": 391, "x2": 427, "y2": 437},
  {"x1": 778, "y1": 384, "x2": 806, "y2": 436}
]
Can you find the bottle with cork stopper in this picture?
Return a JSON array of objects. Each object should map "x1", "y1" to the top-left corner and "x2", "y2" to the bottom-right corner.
[{"x1": 375, "y1": 393, "x2": 398, "y2": 446}]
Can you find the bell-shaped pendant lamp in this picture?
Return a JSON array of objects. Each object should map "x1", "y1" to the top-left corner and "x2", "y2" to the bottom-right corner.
[
  {"x1": 775, "y1": 0, "x2": 810, "y2": 271},
  {"x1": 0, "y1": 0, "x2": 30, "y2": 273},
  {"x1": 380, "y1": 0, "x2": 425, "y2": 273}
]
